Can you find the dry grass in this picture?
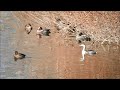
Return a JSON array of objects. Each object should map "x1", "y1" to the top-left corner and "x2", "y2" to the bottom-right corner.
[{"x1": 13, "y1": 11, "x2": 120, "y2": 45}]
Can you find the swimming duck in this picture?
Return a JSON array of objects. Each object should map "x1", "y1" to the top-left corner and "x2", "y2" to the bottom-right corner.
[
  {"x1": 25, "y1": 23, "x2": 32, "y2": 34},
  {"x1": 41, "y1": 29, "x2": 51, "y2": 36},
  {"x1": 14, "y1": 51, "x2": 26, "y2": 61},
  {"x1": 36, "y1": 27, "x2": 43, "y2": 38},
  {"x1": 76, "y1": 32, "x2": 91, "y2": 43}
]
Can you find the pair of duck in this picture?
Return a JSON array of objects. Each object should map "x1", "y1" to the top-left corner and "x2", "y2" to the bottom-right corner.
[
  {"x1": 14, "y1": 24, "x2": 30, "y2": 61},
  {"x1": 25, "y1": 24, "x2": 51, "y2": 36}
]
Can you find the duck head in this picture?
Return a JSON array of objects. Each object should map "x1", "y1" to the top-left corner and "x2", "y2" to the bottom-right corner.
[
  {"x1": 15, "y1": 51, "x2": 18, "y2": 55},
  {"x1": 38, "y1": 27, "x2": 42, "y2": 30}
]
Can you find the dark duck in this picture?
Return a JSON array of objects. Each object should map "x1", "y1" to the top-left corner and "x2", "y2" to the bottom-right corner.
[
  {"x1": 42, "y1": 29, "x2": 51, "y2": 36},
  {"x1": 76, "y1": 31, "x2": 91, "y2": 43}
]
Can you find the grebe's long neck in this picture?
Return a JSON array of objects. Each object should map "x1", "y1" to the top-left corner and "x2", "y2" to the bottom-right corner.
[
  {"x1": 80, "y1": 45, "x2": 86, "y2": 61},
  {"x1": 82, "y1": 45, "x2": 85, "y2": 52}
]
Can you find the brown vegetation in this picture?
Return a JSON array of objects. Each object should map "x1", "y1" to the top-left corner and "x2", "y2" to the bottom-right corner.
[{"x1": 13, "y1": 11, "x2": 120, "y2": 45}]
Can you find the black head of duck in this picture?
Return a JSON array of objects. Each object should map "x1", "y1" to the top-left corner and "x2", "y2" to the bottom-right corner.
[{"x1": 14, "y1": 51, "x2": 26, "y2": 61}]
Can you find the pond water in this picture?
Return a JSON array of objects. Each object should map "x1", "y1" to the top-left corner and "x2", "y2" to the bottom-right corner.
[
  {"x1": 0, "y1": 11, "x2": 31, "y2": 79},
  {"x1": 0, "y1": 11, "x2": 120, "y2": 79}
]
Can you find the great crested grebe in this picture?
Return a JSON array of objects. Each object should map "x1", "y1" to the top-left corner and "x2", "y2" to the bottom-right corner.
[{"x1": 80, "y1": 44, "x2": 97, "y2": 61}]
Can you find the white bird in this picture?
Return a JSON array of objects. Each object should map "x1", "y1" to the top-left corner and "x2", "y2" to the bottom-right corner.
[{"x1": 80, "y1": 44, "x2": 97, "y2": 61}]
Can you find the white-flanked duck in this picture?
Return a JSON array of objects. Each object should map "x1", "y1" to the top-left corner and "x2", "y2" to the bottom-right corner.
[
  {"x1": 36, "y1": 27, "x2": 43, "y2": 38},
  {"x1": 36, "y1": 27, "x2": 51, "y2": 39}
]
